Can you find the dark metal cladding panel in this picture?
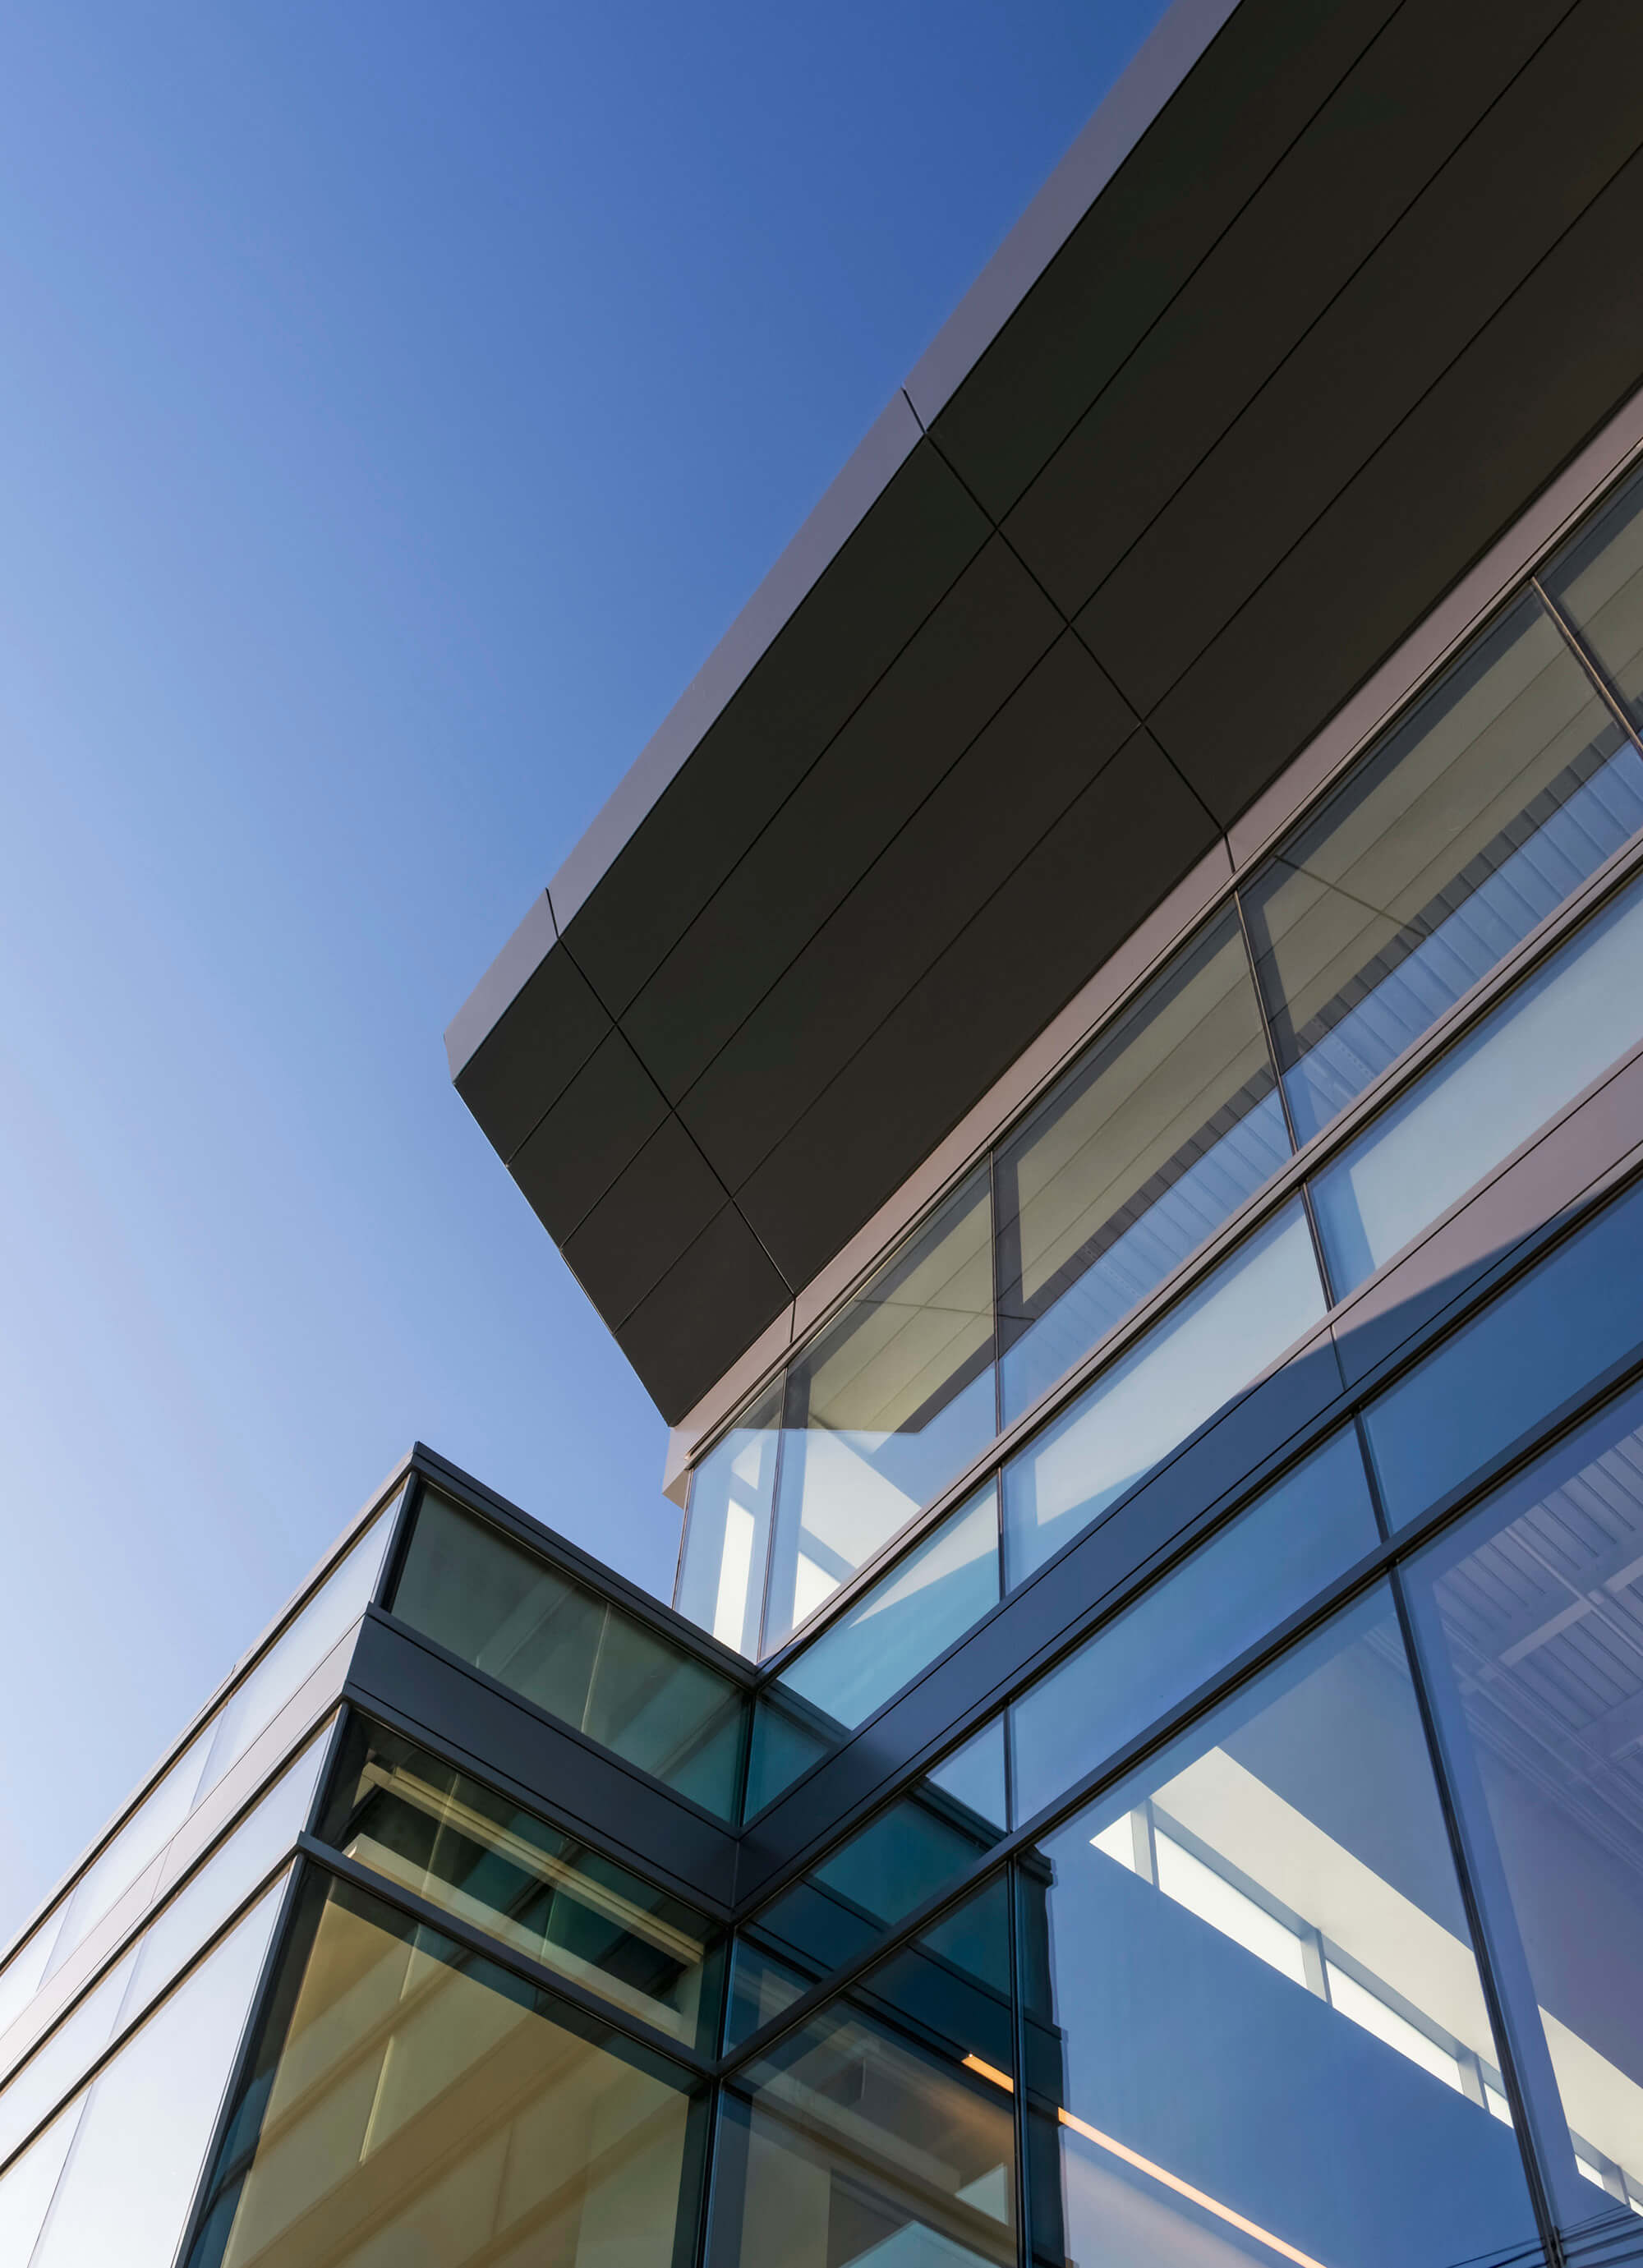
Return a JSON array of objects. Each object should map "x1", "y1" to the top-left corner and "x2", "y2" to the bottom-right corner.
[
  {"x1": 561, "y1": 1114, "x2": 729, "y2": 1331},
  {"x1": 454, "y1": 940, "x2": 612, "y2": 1166},
  {"x1": 564, "y1": 440, "x2": 992, "y2": 1021},
  {"x1": 612, "y1": 1203, "x2": 792, "y2": 1423},
  {"x1": 736, "y1": 729, "x2": 1217, "y2": 1289},
  {"x1": 675, "y1": 634, "x2": 1140, "y2": 1194},
  {"x1": 509, "y1": 1026, "x2": 670, "y2": 1245},
  {"x1": 929, "y1": 0, "x2": 1406, "y2": 521}
]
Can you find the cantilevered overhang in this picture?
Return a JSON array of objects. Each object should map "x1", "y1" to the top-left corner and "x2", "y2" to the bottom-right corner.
[{"x1": 449, "y1": 0, "x2": 1643, "y2": 1424}]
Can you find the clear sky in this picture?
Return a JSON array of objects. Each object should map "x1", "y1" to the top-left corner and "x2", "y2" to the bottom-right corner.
[{"x1": 0, "y1": 0, "x2": 1166, "y2": 1944}]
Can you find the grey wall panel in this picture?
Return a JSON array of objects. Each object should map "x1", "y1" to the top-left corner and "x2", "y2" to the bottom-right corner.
[
  {"x1": 1151, "y1": 136, "x2": 1643, "y2": 821},
  {"x1": 560, "y1": 1115, "x2": 728, "y2": 1330},
  {"x1": 1079, "y1": 0, "x2": 1643, "y2": 724},
  {"x1": 618, "y1": 539, "x2": 1062, "y2": 1106},
  {"x1": 929, "y1": 0, "x2": 1401, "y2": 522},
  {"x1": 564, "y1": 441, "x2": 991, "y2": 1021},
  {"x1": 454, "y1": 937, "x2": 612, "y2": 1166},
  {"x1": 344, "y1": 1612, "x2": 740, "y2": 1912},
  {"x1": 736, "y1": 1332, "x2": 1346, "y2": 1901},
  {"x1": 612, "y1": 1202, "x2": 792, "y2": 1422},
  {"x1": 1000, "y1": 0, "x2": 1575, "y2": 618},
  {"x1": 736, "y1": 729, "x2": 1217, "y2": 1289},
  {"x1": 509, "y1": 1026, "x2": 670, "y2": 1245},
  {"x1": 675, "y1": 635, "x2": 1140, "y2": 1194}
]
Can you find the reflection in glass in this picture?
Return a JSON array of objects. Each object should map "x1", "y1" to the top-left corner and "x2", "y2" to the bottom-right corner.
[
  {"x1": 676, "y1": 1387, "x2": 782, "y2": 1659},
  {"x1": 30, "y1": 1882, "x2": 285, "y2": 2268},
  {"x1": 320, "y1": 1718, "x2": 721, "y2": 2048},
  {"x1": 392, "y1": 1490, "x2": 747, "y2": 1818},
  {"x1": 1010, "y1": 1427, "x2": 1379, "y2": 1826},
  {"x1": 39, "y1": 1732, "x2": 213, "y2": 1994},
  {"x1": 1542, "y1": 456, "x2": 1643, "y2": 727},
  {"x1": 711, "y1": 1877, "x2": 1017, "y2": 2268},
  {"x1": 1406, "y1": 1380, "x2": 1643, "y2": 2215},
  {"x1": 1242, "y1": 588, "x2": 1643, "y2": 1143},
  {"x1": 1021, "y1": 1589, "x2": 1537, "y2": 2268},
  {"x1": 1364, "y1": 1171, "x2": 1643, "y2": 1530},
  {"x1": 764, "y1": 1171, "x2": 996, "y2": 1656},
  {"x1": 0, "y1": 2099, "x2": 81, "y2": 2267},
  {"x1": 185, "y1": 1871, "x2": 703, "y2": 2268},
  {"x1": 996, "y1": 909, "x2": 1291, "y2": 1425},
  {"x1": 756, "y1": 1720, "x2": 1007, "y2": 1982},
  {"x1": 1003, "y1": 1199, "x2": 1327, "y2": 1587},
  {"x1": 723, "y1": 1937, "x2": 813, "y2": 2054},
  {"x1": 1313, "y1": 869, "x2": 1643, "y2": 1294},
  {"x1": 747, "y1": 1484, "x2": 1001, "y2": 1818},
  {"x1": 0, "y1": 1949, "x2": 135, "y2": 2174}
]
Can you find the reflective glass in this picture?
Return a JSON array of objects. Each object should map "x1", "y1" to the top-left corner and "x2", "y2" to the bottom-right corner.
[
  {"x1": 1010, "y1": 1427, "x2": 1380, "y2": 1826},
  {"x1": 1003, "y1": 1198, "x2": 1328, "y2": 1587},
  {"x1": 1242, "y1": 588, "x2": 1643, "y2": 1143},
  {"x1": 40, "y1": 1730, "x2": 212, "y2": 1987},
  {"x1": 194, "y1": 1496, "x2": 398, "y2": 1806},
  {"x1": 0, "y1": 1922, "x2": 65, "y2": 2059},
  {"x1": 996, "y1": 909, "x2": 1291, "y2": 1425},
  {"x1": 185, "y1": 1870, "x2": 702, "y2": 2268},
  {"x1": 748, "y1": 1484, "x2": 1001, "y2": 1818},
  {"x1": 1314, "y1": 868, "x2": 1643, "y2": 1294},
  {"x1": 1021, "y1": 1589, "x2": 1537, "y2": 2268},
  {"x1": 0, "y1": 2099, "x2": 81, "y2": 2267},
  {"x1": 711, "y1": 1876, "x2": 1017, "y2": 2268},
  {"x1": 0, "y1": 1951, "x2": 135, "y2": 2175},
  {"x1": 30, "y1": 1879, "x2": 285, "y2": 2268},
  {"x1": 755, "y1": 1719, "x2": 1008, "y2": 1982},
  {"x1": 1542, "y1": 455, "x2": 1643, "y2": 727},
  {"x1": 320, "y1": 1717, "x2": 722, "y2": 2049},
  {"x1": 764, "y1": 1170, "x2": 996, "y2": 1654},
  {"x1": 1364, "y1": 1171, "x2": 1643, "y2": 1530},
  {"x1": 391, "y1": 1489, "x2": 746, "y2": 1818},
  {"x1": 722, "y1": 1937, "x2": 813, "y2": 2053},
  {"x1": 675, "y1": 1387, "x2": 782, "y2": 1659},
  {"x1": 1406, "y1": 1381, "x2": 1643, "y2": 2212},
  {"x1": 119, "y1": 1733, "x2": 328, "y2": 2033}
]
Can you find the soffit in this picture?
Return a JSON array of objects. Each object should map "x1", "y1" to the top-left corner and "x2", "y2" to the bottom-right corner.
[{"x1": 451, "y1": 0, "x2": 1643, "y2": 1423}]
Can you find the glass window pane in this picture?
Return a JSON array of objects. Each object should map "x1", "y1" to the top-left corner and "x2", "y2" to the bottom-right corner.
[
  {"x1": 712, "y1": 1877, "x2": 1017, "y2": 2268},
  {"x1": 1021, "y1": 1589, "x2": 1538, "y2": 2268},
  {"x1": 0, "y1": 1951, "x2": 135, "y2": 2176},
  {"x1": 1003, "y1": 1198, "x2": 1328, "y2": 1588},
  {"x1": 996, "y1": 908, "x2": 1291, "y2": 1426},
  {"x1": 196, "y1": 1495, "x2": 399, "y2": 1806},
  {"x1": 1364, "y1": 1171, "x2": 1643, "y2": 1530},
  {"x1": 391, "y1": 1490, "x2": 746, "y2": 1819},
  {"x1": 0, "y1": 1919, "x2": 66, "y2": 2061},
  {"x1": 41, "y1": 1730, "x2": 212, "y2": 1986},
  {"x1": 1541, "y1": 456, "x2": 1643, "y2": 727},
  {"x1": 1010, "y1": 1427, "x2": 1380, "y2": 1827},
  {"x1": 0, "y1": 2098, "x2": 80, "y2": 2267},
  {"x1": 120, "y1": 1732, "x2": 328, "y2": 2033},
  {"x1": 1242, "y1": 588, "x2": 1643, "y2": 1143},
  {"x1": 722, "y1": 1938, "x2": 812, "y2": 2054},
  {"x1": 186, "y1": 1871, "x2": 702, "y2": 2268},
  {"x1": 753, "y1": 1719, "x2": 1007, "y2": 1983},
  {"x1": 320, "y1": 1718, "x2": 723, "y2": 2050},
  {"x1": 1313, "y1": 869, "x2": 1643, "y2": 1294},
  {"x1": 675, "y1": 1387, "x2": 782, "y2": 1658},
  {"x1": 30, "y1": 1880, "x2": 285, "y2": 2268},
  {"x1": 1406, "y1": 1380, "x2": 1643, "y2": 2210},
  {"x1": 764, "y1": 1170, "x2": 996, "y2": 1655},
  {"x1": 748, "y1": 1484, "x2": 1001, "y2": 1818}
]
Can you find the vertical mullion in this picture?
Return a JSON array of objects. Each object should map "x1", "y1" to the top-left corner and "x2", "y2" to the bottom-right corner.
[{"x1": 1389, "y1": 1561, "x2": 1594, "y2": 2248}]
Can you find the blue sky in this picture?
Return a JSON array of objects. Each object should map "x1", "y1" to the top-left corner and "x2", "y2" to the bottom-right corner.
[{"x1": 0, "y1": 0, "x2": 1164, "y2": 1941}]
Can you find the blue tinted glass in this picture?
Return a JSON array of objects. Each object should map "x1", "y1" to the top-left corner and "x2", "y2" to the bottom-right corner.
[
  {"x1": 722, "y1": 1937, "x2": 812, "y2": 2054},
  {"x1": 753, "y1": 1719, "x2": 1006, "y2": 1981},
  {"x1": 1003, "y1": 1199, "x2": 1327, "y2": 1587},
  {"x1": 1406, "y1": 1378, "x2": 1643, "y2": 2218},
  {"x1": 996, "y1": 909, "x2": 1290, "y2": 1427},
  {"x1": 1022, "y1": 1589, "x2": 1537, "y2": 2268},
  {"x1": 1010, "y1": 1427, "x2": 1379, "y2": 1826},
  {"x1": 1364, "y1": 1173, "x2": 1643, "y2": 1530},
  {"x1": 1243, "y1": 589, "x2": 1643, "y2": 1145},
  {"x1": 763, "y1": 1171, "x2": 996, "y2": 1655},
  {"x1": 1313, "y1": 871, "x2": 1643, "y2": 1295},
  {"x1": 674, "y1": 1386, "x2": 781, "y2": 1659}
]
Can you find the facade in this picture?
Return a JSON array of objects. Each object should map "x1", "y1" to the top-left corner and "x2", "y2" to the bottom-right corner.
[{"x1": 7, "y1": 2, "x2": 1643, "y2": 2263}]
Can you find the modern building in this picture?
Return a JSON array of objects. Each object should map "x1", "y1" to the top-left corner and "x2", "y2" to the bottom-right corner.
[{"x1": 7, "y1": 1, "x2": 1643, "y2": 2261}]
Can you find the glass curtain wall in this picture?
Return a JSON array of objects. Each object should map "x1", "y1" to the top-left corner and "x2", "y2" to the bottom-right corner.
[
  {"x1": 182, "y1": 1870, "x2": 707, "y2": 2268},
  {"x1": 680, "y1": 453, "x2": 1643, "y2": 1668}
]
